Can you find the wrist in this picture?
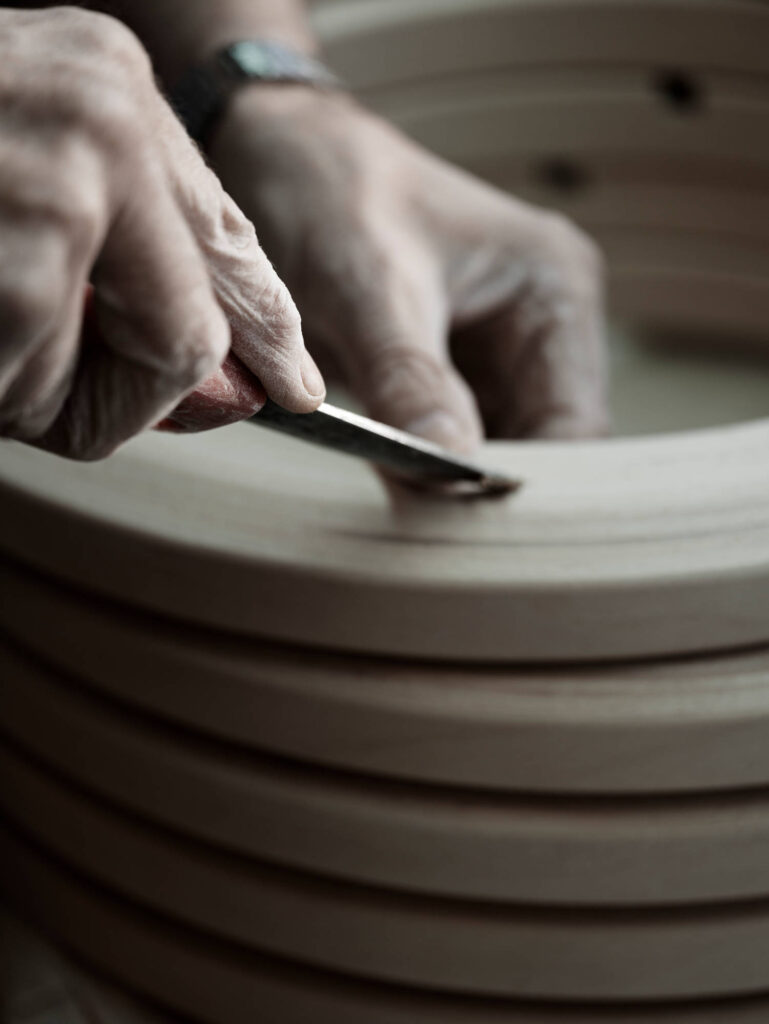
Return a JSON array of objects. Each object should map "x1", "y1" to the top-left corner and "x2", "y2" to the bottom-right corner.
[
  {"x1": 110, "y1": 1, "x2": 318, "y2": 86},
  {"x1": 171, "y1": 40, "x2": 345, "y2": 151},
  {"x1": 210, "y1": 83, "x2": 356, "y2": 155},
  {"x1": 224, "y1": 79, "x2": 351, "y2": 121},
  {"x1": 171, "y1": 15, "x2": 320, "y2": 77}
]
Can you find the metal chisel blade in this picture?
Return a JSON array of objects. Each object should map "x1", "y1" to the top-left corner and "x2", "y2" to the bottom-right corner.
[{"x1": 250, "y1": 399, "x2": 520, "y2": 498}]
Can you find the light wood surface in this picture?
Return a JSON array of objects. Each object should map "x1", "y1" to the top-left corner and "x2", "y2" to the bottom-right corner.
[
  {"x1": 1, "y1": 412, "x2": 769, "y2": 661},
  {"x1": 7, "y1": 826, "x2": 769, "y2": 1020},
  {"x1": 5, "y1": 740, "x2": 769, "y2": 1000},
  {"x1": 5, "y1": 560, "x2": 769, "y2": 795},
  {"x1": 315, "y1": 0, "x2": 769, "y2": 90},
  {"x1": 3, "y1": 0, "x2": 769, "y2": 1015},
  {"x1": 8, "y1": 903, "x2": 769, "y2": 1024},
  {"x1": 6, "y1": 640, "x2": 769, "y2": 909},
  {"x1": 483, "y1": 182, "x2": 769, "y2": 245},
  {"x1": 1, "y1": 1, "x2": 768, "y2": 662},
  {"x1": 351, "y1": 61, "x2": 769, "y2": 163},
  {"x1": 381, "y1": 93, "x2": 769, "y2": 171}
]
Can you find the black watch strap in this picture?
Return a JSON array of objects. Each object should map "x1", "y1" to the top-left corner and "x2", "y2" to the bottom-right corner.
[{"x1": 171, "y1": 40, "x2": 342, "y2": 147}]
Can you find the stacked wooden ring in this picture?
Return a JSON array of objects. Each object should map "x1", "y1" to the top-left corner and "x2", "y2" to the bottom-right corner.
[
  {"x1": 318, "y1": 0, "x2": 769, "y2": 342},
  {"x1": 2, "y1": 0, "x2": 769, "y2": 1021}
]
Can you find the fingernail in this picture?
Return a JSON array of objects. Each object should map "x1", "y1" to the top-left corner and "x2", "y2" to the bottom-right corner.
[
  {"x1": 405, "y1": 410, "x2": 475, "y2": 453},
  {"x1": 300, "y1": 350, "x2": 326, "y2": 399}
]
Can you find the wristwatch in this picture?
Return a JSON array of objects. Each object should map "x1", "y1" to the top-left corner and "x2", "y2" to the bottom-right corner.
[{"x1": 170, "y1": 40, "x2": 343, "y2": 148}]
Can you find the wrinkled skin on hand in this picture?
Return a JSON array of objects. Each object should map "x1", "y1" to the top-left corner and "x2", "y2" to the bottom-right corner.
[
  {"x1": 210, "y1": 88, "x2": 609, "y2": 453},
  {"x1": 0, "y1": 8, "x2": 324, "y2": 460}
]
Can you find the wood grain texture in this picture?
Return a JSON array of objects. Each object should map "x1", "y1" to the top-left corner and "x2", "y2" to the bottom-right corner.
[
  {"x1": 5, "y1": 639, "x2": 769, "y2": 909},
  {"x1": 380, "y1": 93, "x2": 769, "y2": 171},
  {"x1": 2, "y1": 0, "x2": 768, "y2": 1014},
  {"x1": 1, "y1": 413, "x2": 769, "y2": 661},
  {"x1": 5, "y1": 740, "x2": 769, "y2": 1000},
  {"x1": 361, "y1": 71, "x2": 769, "y2": 133},
  {"x1": 6, "y1": 826, "x2": 769, "y2": 1018},
  {"x1": 315, "y1": 0, "x2": 769, "y2": 90},
  {"x1": 486, "y1": 183, "x2": 769, "y2": 244},
  {"x1": 5, "y1": 559, "x2": 769, "y2": 795},
  {"x1": 2, "y1": 1, "x2": 769, "y2": 664},
  {"x1": 8, "y1": 903, "x2": 769, "y2": 1024}
]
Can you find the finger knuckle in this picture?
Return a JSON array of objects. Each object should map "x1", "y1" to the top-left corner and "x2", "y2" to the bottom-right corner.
[
  {"x1": 541, "y1": 212, "x2": 604, "y2": 273},
  {"x1": 173, "y1": 311, "x2": 230, "y2": 387},
  {"x1": 571, "y1": 227, "x2": 606, "y2": 283},
  {"x1": 0, "y1": 138, "x2": 104, "y2": 258},
  {"x1": 44, "y1": 5, "x2": 98, "y2": 39},
  {"x1": 43, "y1": 17, "x2": 151, "y2": 144},
  {"x1": 533, "y1": 212, "x2": 605, "y2": 301},
  {"x1": 254, "y1": 278, "x2": 302, "y2": 349},
  {"x1": 0, "y1": 274, "x2": 59, "y2": 346},
  {"x1": 46, "y1": 76, "x2": 143, "y2": 153},
  {"x1": 44, "y1": 153, "x2": 105, "y2": 251},
  {"x1": 183, "y1": 170, "x2": 249, "y2": 247},
  {"x1": 67, "y1": 9, "x2": 150, "y2": 78},
  {"x1": 86, "y1": 81, "x2": 145, "y2": 148},
  {"x1": 60, "y1": 190, "x2": 103, "y2": 254},
  {"x1": 362, "y1": 343, "x2": 444, "y2": 397}
]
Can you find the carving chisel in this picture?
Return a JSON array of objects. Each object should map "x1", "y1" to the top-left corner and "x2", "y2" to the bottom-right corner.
[
  {"x1": 78, "y1": 290, "x2": 518, "y2": 496},
  {"x1": 250, "y1": 399, "x2": 520, "y2": 498}
]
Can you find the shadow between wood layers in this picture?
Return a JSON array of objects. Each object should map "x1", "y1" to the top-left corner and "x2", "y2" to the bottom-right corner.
[
  {"x1": 7, "y1": 823, "x2": 769, "y2": 1019},
  {"x1": 5, "y1": 637, "x2": 769, "y2": 913},
  {"x1": 3, "y1": 557, "x2": 769, "y2": 796}
]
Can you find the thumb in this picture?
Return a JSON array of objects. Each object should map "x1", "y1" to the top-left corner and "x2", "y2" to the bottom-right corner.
[{"x1": 343, "y1": 288, "x2": 484, "y2": 455}]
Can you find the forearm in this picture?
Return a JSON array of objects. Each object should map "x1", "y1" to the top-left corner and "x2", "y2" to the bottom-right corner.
[{"x1": 98, "y1": 0, "x2": 318, "y2": 83}]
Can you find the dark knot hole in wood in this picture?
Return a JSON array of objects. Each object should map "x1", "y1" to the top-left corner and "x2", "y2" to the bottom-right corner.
[
  {"x1": 534, "y1": 157, "x2": 591, "y2": 195},
  {"x1": 653, "y1": 69, "x2": 704, "y2": 113}
]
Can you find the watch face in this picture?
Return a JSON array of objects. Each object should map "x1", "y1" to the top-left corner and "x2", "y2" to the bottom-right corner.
[{"x1": 227, "y1": 41, "x2": 283, "y2": 78}]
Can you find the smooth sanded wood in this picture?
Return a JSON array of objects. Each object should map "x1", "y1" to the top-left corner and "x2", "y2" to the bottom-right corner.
[
  {"x1": 6, "y1": 740, "x2": 769, "y2": 1000},
  {"x1": 492, "y1": 182, "x2": 769, "y2": 245},
  {"x1": 6, "y1": 825, "x2": 769, "y2": 1019},
  {"x1": 6, "y1": 559, "x2": 769, "y2": 795},
  {"x1": 315, "y1": 0, "x2": 769, "y2": 91},
  {"x1": 387, "y1": 93, "x2": 769, "y2": 174},
  {"x1": 2, "y1": 0, "x2": 767, "y2": 1017},
  {"x1": 361, "y1": 67, "x2": 769, "y2": 130},
  {"x1": 2, "y1": 36, "x2": 769, "y2": 662},
  {"x1": 15, "y1": 900, "x2": 769, "y2": 1024},
  {"x1": 608, "y1": 269, "x2": 769, "y2": 338},
  {"x1": 2, "y1": 413, "x2": 769, "y2": 661},
  {"x1": 6, "y1": 639, "x2": 769, "y2": 909}
]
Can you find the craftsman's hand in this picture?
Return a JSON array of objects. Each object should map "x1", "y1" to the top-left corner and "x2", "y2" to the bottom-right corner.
[
  {"x1": 210, "y1": 89, "x2": 607, "y2": 452},
  {"x1": 0, "y1": 9, "x2": 324, "y2": 460}
]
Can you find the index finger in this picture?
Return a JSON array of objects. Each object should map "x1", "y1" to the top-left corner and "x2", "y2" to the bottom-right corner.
[{"x1": 452, "y1": 206, "x2": 609, "y2": 440}]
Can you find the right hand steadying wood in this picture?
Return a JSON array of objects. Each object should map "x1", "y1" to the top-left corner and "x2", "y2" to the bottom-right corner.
[{"x1": 0, "y1": 7, "x2": 325, "y2": 460}]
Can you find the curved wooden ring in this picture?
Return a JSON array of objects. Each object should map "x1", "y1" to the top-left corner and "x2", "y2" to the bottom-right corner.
[
  {"x1": 608, "y1": 268, "x2": 769, "y2": 337},
  {"x1": 6, "y1": 740, "x2": 769, "y2": 1000},
  {"x1": 361, "y1": 71, "x2": 769, "y2": 128},
  {"x1": 6, "y1": 639, "x2": 769, "y2": 911},
  {"x1": 4, "y1": 560, "x2": 769, "y2": 796},
  {"x1": 387, "y1": 94, "x2": 769, "y2": 170},
  {"x1": 1, "y1": 409, "x2": 769, "y2": 662},
  {"x1": 315, "y1": 0, "x2": 769, "y2": 89},
  {"x1": 4, "y1": 825, "x2": 769, "y2": 1021},
  {"x1": 491, "y1": 183, "x2": 769, "y2": 243}
]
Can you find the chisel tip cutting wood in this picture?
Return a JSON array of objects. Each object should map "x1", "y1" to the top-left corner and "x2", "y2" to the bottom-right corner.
[{"x1": 251, "y1": 399, "x2": 521, "y2": 498}]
